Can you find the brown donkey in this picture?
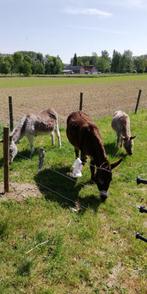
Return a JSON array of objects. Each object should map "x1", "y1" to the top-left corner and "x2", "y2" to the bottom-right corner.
[{"x1": 66, "y1": 111, "x2": 122, "y2": 200}]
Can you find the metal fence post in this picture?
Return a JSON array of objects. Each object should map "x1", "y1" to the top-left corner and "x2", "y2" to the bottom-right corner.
[
  {"x1": 3, "y1": 127, "x2": 9, "y2": 193},
  {"x1": 9, "y1": 96, "x2": 14, "y2": 131},
  {"x1": 135, "y1": 89, "x2": 142, "y2": 114},
  {"x1": 79, "y1": 92, "x2": 83, "y2": 111}
]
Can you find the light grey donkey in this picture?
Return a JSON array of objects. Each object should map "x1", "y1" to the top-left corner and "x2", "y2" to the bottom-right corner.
[
  {"x1": 9, "y1": 108, "x2": 61, "y2": 163},
  {"x1": 111, "y1": 110, "x2": 136, "y2": 155}
]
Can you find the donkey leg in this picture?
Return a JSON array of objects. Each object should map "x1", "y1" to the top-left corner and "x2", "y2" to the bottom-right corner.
[
  {"x1": 117, "y1": 134, "x2": 121, "y2": 148},
  {"x1": 27, "y1": 135, "x2": 34, "y2": 157},
  {"x1": 81, "y1": 151, "x2": 87, "y2": 165},
  {"x1": 90, "y1": 159, "x2": 95, "y2": 182},
  {"x1": 9, "y1": 141, "x2": 18, "y2": 163},
  {"x1": 75, "y1": 147, "x2": 79, "y2": 159},
  {"x1": 55, "y1": 124, "x2": 61, "y2": 147},
  {"x1": 51, "y1": 131, "x2": 55, "y2": 146},
  {"x1": 120, "y1": 136, "x2": 123, "y2": 147}
]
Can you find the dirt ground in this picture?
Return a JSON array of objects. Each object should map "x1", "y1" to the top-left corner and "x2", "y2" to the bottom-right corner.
[
  {"x1": 0, "y1": 182, "x2": 42, "y2": 201},
  {"x1": 0, "y1": 79, "x2": 147, "y2": 127}
]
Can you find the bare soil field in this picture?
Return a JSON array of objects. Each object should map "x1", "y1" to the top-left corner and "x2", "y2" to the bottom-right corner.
[{"x1": 0, "y1": 79, "x2": 147, "y2": 127}]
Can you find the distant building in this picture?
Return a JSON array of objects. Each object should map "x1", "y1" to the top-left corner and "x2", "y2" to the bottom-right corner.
[{"x1": 63, "y1": 65, "x2": 97, "y2": 74}]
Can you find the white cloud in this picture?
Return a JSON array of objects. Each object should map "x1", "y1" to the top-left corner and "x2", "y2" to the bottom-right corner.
[{"x1": 64, "y1": 7, "x2": 112, "y2": 17}]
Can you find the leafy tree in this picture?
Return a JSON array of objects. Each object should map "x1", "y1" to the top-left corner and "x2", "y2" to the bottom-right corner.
[
  {"x1": 5, "y1": 56, "x2": 13, "y2": 74},
  {"x1": 32, "y1": 61, "x2": 44, "y2": 74},
  {"x1": 55, "y1": 56, "x2": 63, "y2": 74},
  {"x1": 78, "y1": 56, "x2": 91, "y2": 66},
  {"x1": 91, "y1": 52, "x2": 98, "y2": 67},
  {"x1": 24, "y1": 55, "x2": 32, "y2": 64},
  {"x1": 36, "y1": 53, "x2": 44, "y2": 63},
  {"x1": 101, "y1": 50, "x2": 109, "y2": 59},
  {"x1": 0, "y1": 55, "x2": 13, "y2": 74},
  {"x1": 134, "y1": 56, "x2": 145, "y2": 73},
  {"x1": 72, "y1": 53, "x2": 78, "y2": 66},
  {"x1": 0, "y1": 60, "x2": 11, "y2": 74},
  {"x1": 45, "y1": 55, "x2": 63, "y2": 74},
  {"x1": 20, "y1": 61, "x2": 32, "y2": 76},
  {"x1": 120, "y1": 50, "x2": 134, "y2": 73},
  {"x1": 111, "y1": 50, "x2": 122, "y2": 73},
  {"x1": 13, "y1": 52, "x2": 23, "y2": 73},
  {"x1": 144, "y1": 57, "x2": 147, "y2": 72},
  {"x1": 97, "y1": 51, "x2": 111, "y2": 73},
  {"x1": 71, "y1": 54, "x2": 98, "y2": 67}
]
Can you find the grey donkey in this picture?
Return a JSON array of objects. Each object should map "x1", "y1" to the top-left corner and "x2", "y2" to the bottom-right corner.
[
  {"x1": 9, "y1": 108, "x2": 61, "y2": 163},
  {"x1": 111, "y1": 110, "x2": 136, "y2": 155}
]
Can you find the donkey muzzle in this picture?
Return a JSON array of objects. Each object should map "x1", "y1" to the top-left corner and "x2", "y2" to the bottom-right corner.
[{"x1": 100, "y1": 190, "x2": 108, "y2": 200}]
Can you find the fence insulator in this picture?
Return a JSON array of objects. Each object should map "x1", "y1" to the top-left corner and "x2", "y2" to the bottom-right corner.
[
  {"x1": 136, "y1": 232, "x2": 147, "y2": 243},
  {"x1": 138, "y1": 206, "x2": 147, "y2": 213},
  {"x1": 136, "y1": 176, "x2": 147, "y2": 185}
]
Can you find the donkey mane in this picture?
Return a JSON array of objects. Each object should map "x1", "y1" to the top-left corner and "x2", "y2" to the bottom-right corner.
[{"x1": 81, "y1": 123, "x2": 108, "y2": 166}]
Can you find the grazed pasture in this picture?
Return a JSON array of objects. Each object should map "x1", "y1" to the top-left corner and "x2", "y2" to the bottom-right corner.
[{"x1": 0, "y1": 76, "x2": 147, "y2": 293}]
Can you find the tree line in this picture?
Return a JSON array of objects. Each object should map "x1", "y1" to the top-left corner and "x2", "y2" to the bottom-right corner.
[
  {"x1": 0, "y1": 50, "x2": 147, "y2": 76},
  {"x1": 72, "y1": 50, "x2": 147, "y2": 73},
  {"x1": 0, "y1": 51, "x2": 63, "y2": 76}
]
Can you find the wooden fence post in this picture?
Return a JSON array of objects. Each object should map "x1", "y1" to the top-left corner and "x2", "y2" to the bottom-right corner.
[
  {"x1": 79, "y1": 92, "x2": 83, "y2": 111},
  {"x1": 3, "y1": 127, "x2": 9, "y2": 193},
  {"x1": 9, "y1": 96, "x2": 14, "y2": 131},
  {"x1": 135, "y1": 89, "x2": 142, "y2": 114}
]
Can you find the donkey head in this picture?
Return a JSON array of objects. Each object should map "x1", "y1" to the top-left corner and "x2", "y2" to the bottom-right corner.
[
  {"x1": 123, "y1": 136, "x2": 136, "y2": 155},
  {"x1": 9, "y1": 139, "x2": 18, "y2": 163},
  {"x1": 94, "y1": 158, "x2": 122, "y2": 200}
]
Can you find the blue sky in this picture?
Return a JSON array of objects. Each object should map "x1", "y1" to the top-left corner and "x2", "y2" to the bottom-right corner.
[{"x1": 0, "y1": 0, "x2": 147, "y2": 63}]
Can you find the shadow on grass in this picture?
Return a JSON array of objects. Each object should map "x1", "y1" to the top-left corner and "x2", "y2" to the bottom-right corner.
[
  {"x1": 9, "y1": 145, "x2": 58, "y2": 163},
  {"x1": 34, "y1": 166, "x2": 102, "y2": 214},
  {"x1": 0, "y1": 149, "x2": 32, "y2": 168},
  {"x1": 104, "y1": 141, "x2": 127, "y2": 159},
  {"x1": 14, "y1": 149, "x2": 32, "y2": 162},
  {"x1": 13, "y1": 147, "x2": 42, "y2": 163}
]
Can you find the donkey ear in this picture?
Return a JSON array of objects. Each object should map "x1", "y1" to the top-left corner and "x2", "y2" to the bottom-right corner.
[
  {"x1": 130, "y1": 135, "x2": 136, "y2": 140},
  {"x1": 111, "y1": 158, "x2": 123, "y2": 170}
]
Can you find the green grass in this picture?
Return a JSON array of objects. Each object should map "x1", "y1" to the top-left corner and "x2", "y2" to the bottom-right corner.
[
  {"x1": 0, "y1": 74, "x2": 147, "y2": 88},
  {"x1": 0, "y1": 111, "x2": 147, "y2": 293}
]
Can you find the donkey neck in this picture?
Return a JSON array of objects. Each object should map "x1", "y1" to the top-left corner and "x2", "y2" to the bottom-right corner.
[
  {"x1": 122, "y1": 121, "x2": 131, "y2": 139},
  {"x1": 90, "y1": 134, "x2": 108, "y2": 167},
  {"x1": 93, "y1": 146, "x2": 108, "y2": 167},
  {"x1": 11, "y1": 116, "x2": 27, "y2": 143}
]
